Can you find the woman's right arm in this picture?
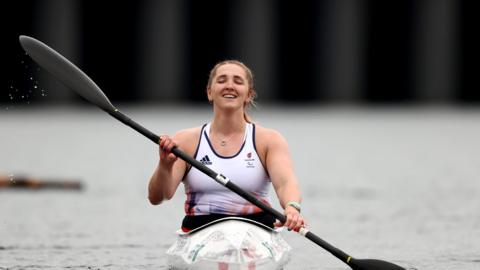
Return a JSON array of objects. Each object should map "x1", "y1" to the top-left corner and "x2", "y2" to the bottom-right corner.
[{"x1": 148, "y1": 132, "x2": 188, "y2": 205}]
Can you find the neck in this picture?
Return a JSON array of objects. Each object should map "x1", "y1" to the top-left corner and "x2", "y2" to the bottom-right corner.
[{"x1": 211, "y1": 108, "x2": 247, "y2": 135}]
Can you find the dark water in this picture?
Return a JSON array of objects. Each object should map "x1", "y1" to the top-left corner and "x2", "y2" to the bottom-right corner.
[{"x1": 1, "y1": 106, "x2": 479, "y2": 269}]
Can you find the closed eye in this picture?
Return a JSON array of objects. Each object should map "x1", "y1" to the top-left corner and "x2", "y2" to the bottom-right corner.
[
  {"x1": 215, "y1": 75, "x2": 245, "y2": 85},
  {"x1": 234, "y1": 76, "x2": 245, "y2": 85},
  {"x1": 216, "y1": 75, "x2": 227, "y2": 83}
]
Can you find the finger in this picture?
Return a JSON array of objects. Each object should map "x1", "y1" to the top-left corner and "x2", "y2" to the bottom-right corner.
[
  {"x1": 284, "y1": 213, "x2": 293, "y2": 230},
  {"x1": 293, "y1": 219, "x2": 305, "y2": 232},
  {"x1": 168, "y1": 140, "x2": 177, "y2": 152},
  {"x1": 160, "y1": 137, "x2": 173, "y2": 159},
  {"x1": 164, "y1": 138, "x2": 176, "y2": 152},
  {"x1": 289, "y1": 214, "x2": 299, "y2": 230},
  {"x1": 293, "y1": 217, "x2": 305, "y2": 232},
  {"x1": 168, "y1": 153, "x2": 178, "y2": 161},
  {"x1": 162, "y1": 141, "x2": 171, "y2": 153},
  {"x1": 159, "y1": 136, "x2": 168, "y2": 150},
  {"x1": 160, "y1": 146, "x2": 167, "y2": 159}
]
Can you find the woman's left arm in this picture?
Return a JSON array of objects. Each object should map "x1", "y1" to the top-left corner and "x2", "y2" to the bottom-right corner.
[{"x1": 264, "y1": 129, "x2": 306, "y2": 231}]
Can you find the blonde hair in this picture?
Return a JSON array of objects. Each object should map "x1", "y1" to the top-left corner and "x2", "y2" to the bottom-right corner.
[{"x1": 206, "y1": 60, "x2": 257, "y2": 123}]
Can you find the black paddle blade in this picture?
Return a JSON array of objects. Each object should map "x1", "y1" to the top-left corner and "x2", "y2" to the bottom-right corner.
[
  {"x1": 350, "y1": 258, "x2": 406, "y2": 270},
  {"x1": 18, "y1": 35, "x2": 116, "y2": 112}
]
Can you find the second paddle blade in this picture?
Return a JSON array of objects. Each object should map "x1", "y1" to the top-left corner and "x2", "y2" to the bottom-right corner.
[{"x1": 350, "y1": 258, "x2": 406, "y2": 270}]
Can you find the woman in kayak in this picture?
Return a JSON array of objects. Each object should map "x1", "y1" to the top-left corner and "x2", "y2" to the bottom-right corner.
[{"x1": 148, "y1": 60, "x2": 305, "y2": 232}]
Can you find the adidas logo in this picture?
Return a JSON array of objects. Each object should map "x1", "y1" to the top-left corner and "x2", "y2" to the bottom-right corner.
[{"x1": 200, "y1": 155, "x2": 212, "y2": 165}]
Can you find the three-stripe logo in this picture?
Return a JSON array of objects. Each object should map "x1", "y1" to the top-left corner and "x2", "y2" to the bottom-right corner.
[{"x1": 200, "y1": 155, "x2": 212, "y2": 165}]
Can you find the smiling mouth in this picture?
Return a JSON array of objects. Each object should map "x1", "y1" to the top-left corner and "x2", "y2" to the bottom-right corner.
[{"x1": 222, "y1": 94, "x2": 237, "y2": 99}]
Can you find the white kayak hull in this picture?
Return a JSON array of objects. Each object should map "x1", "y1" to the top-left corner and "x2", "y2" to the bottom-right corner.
[{"x1": 167, "y1": 217, "x2": 292, "y2": 270}]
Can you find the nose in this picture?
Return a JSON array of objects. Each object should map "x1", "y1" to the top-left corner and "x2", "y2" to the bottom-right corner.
[{"x1": 225, "y1": 79, "x2": 234, "y2": 89}]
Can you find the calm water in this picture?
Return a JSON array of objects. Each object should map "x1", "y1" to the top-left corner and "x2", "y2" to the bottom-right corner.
[{"x1": 1, "y1": 105, "x2": 479, "y2": 269}]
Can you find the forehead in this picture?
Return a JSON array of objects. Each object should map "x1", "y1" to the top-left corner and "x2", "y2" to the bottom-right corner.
[{"x1": 214, "y1": 63, "x2": 247, "y2": 78}]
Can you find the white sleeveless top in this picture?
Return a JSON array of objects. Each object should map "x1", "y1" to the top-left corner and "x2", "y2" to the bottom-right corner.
[{"x1": 183, "y1": 123, "x2": 271, "y2": 216}]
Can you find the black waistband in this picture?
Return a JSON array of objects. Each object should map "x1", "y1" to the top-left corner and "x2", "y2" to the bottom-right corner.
[{"x1": 182, "y1": 212, "x2": 275, "y2": 231}]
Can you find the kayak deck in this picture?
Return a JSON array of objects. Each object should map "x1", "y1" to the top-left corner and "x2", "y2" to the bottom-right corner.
[{"x1": 167, "y1": 217, "x2": 292, "y2": 270}]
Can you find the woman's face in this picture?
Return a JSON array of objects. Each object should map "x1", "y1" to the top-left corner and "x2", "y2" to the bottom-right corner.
[{"x1": 207, "y1": 63, "x2": 251, "y2": 111}]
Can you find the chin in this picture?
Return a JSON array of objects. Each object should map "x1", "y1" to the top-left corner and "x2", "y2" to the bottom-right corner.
[{"x1": 216, "y1": 102, "x2": 243, "y2": 111}]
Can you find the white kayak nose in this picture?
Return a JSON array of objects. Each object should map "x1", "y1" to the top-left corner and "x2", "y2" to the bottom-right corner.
[{"x1": 167, "y1": 217, "x2": 292, "y2": 270}]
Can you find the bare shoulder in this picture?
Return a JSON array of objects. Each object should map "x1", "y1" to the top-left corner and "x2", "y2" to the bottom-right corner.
[
  {"x1": 173, "y1": 126, "x2": 203, "y2": 155},
  {"x1": 254, "y1": 124, "x2": 288, "y2": 151},
  {"x1": 255, "y1": 124, "x2": 286, "y2": 141}
]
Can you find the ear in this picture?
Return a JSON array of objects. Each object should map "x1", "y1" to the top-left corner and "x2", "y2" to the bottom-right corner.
[
  {"x1": 245, "y1": 89, "x2": 253, "y2": 104},
  {"x1": 207, "y1": 88, "x2": 213, "y2": 102}
]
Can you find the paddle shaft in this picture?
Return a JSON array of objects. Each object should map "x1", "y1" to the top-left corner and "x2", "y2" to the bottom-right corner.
[
  {"x1": 19, "y1": 35, "x2": 406, "y2": 270},
  {"x1": 109, "y1": 109, "x2": 353, "y2": 264}
]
